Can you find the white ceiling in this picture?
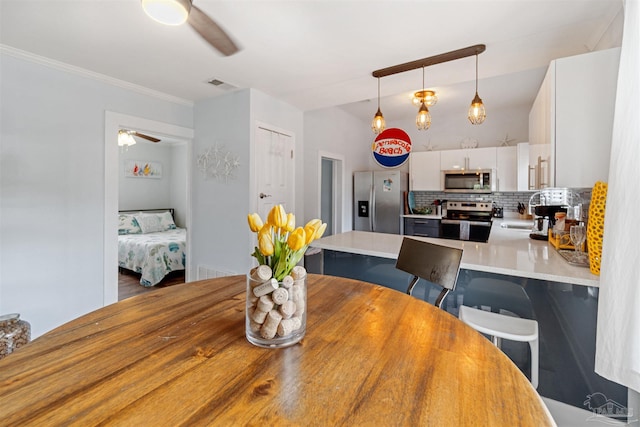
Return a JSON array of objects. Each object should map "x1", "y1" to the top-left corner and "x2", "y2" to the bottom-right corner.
[{"x1": 0, "y1": 0, "x2": 623, "y2": 123}]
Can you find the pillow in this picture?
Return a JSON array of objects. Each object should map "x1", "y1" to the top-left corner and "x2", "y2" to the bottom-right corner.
[
  {"x1": 134, "y1": 211, "x2": 177, "y2": 233},
  {"x1": 118, "y1": 214, "x2": 141, "y2": 235},
  {"x1": 158, "y1": 211, "x2": 177, "y2": 230},
  {"x1": 134, "y1": 213, "x2": 164, "y2": 234}
]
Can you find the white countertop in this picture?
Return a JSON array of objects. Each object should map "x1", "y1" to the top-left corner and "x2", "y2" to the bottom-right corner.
[{"x1": 310, "y1": 219, "x2": 599, "y2": 287}]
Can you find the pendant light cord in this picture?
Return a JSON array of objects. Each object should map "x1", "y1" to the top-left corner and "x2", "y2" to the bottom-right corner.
[{"x1": 475, "y1": 54, "x2": 479, "y2": 94}]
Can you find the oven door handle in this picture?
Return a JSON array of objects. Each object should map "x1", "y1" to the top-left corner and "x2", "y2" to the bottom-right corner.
[
  {"x1": 441, "y1": 219, "x2": 460, "y2": 225},
  {"x1": 441, "y1": 219, "x2": 492, "y2": 227},
  {"x1": 467, "y1": 221, "x2": 492, "y2": 227}
]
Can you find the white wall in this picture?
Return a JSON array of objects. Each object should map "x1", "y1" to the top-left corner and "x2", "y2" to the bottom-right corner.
[
  {"x1": 190, "y1": 88, "x2": 303, "y2": 278},
  {"x1": 118, "y1": 141, "x2": 188, "y2": 228},
  {"x1": 392, "y1": 103, "x2": 531, "y2": 152},
  {"x1": 118, "y1": 142, "x2": 173, "y2": 210},
  {"x1": 170, "y1": 144, "x2": 188, "y2": 228},
  {"x1": 0, "y1": 53, "x2": 192, "y2": 337},
  {"x1": 191, "y1": 90, "x2": 251, "y2": 278},
  {"x1": 303, "y1": 107, "x2": 373, "y2": 232}
]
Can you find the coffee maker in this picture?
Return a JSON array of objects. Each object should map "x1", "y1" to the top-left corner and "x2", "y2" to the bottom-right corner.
[
  {"x1": 530, "y1": 205, "x2": 567, "y2": 240},
  {"x1": 528, "y1": 188, "x2": 581, "y2": 241}
]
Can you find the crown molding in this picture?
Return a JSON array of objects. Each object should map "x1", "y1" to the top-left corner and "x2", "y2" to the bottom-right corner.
[{"x1": 0, "y1": 44, "x2": 193, "y2": 107}]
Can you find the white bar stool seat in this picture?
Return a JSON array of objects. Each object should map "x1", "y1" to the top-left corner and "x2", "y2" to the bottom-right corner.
[{"x1": 459, "y1": 305, "x2": 539, "y2": 389}]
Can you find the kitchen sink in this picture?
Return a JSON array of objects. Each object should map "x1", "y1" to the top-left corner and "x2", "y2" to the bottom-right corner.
[{"x1": 500, "y1": 222, "x2": 532, "y2": 230}]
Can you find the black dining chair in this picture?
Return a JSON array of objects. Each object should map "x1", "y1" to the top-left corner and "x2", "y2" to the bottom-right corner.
[{"x1": 395, "y1": 237, "x2": 463, "y2": 309}]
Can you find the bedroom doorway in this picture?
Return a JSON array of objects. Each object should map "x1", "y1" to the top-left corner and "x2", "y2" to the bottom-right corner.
[
  {"x1": 104, "y1": 112, "x2": 194, "y2": 305},
  {"x1": 117, "y1": 138, "x2": 189, "y2": 300}
]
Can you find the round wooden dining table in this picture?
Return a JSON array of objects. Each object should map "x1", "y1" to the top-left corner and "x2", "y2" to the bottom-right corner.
[{"x1": 0, "y1": 274, "x2": 554, "y2": 426}]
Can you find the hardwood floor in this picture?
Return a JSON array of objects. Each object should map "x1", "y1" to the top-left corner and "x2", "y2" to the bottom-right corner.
[{"x1": 118, "y1": 269, "x2": 185, "y2": 301}]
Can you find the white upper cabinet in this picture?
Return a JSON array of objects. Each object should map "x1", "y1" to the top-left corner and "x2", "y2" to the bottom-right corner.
[
  {"x1": 529, "y1": 47, "x2": 620, "y2": 189},
  {"x1": 440, "y1": 147, "x2": 497, "y2": 171},
  {"x1": 410, "y1": 151, "x2": 441, "y2": 191},
  {"x1": 496, "y1": 146, "x2": 517, "y2": 192},
  {"x1": 516, "y1": 143, "x2": 530, "y2": 191}
]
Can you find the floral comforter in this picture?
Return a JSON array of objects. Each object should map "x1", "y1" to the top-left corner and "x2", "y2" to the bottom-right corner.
[{"x1": 118, "y1": 228, "x2": 186, "y2": 287}]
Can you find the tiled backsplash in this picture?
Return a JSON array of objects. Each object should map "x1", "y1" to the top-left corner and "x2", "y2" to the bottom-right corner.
[{"x1": 412, "y1": 189, "x2": 593, "y2": 215}]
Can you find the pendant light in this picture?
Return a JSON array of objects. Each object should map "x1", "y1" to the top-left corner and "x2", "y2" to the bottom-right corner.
[
  {"x1": 468, "y1": 54, "x2": 486, "y2": 125},
  {"x1": 416, "y1": 67, "x2": 432, "y2": 131},
  {"x1": 371, "y1": 77, "x2": 386, "y2": 134}
]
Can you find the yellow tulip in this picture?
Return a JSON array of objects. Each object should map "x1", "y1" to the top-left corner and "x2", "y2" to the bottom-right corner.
[
  {"x1": 304, "y1": 219, "x2": 322, "y2": 245},
  {"x1": 268, "y1": 205, "x2": 287, "y2": 228},
  {"x1": 284, "y1": 213, "x2": 295, "y2": 232},
  {"x1": 258, "y1": 230, "x2": 274, "y2": 256},
  {"x1": 287, "y1": 227, "x2": 306, "y2": 251},
  {"x1": 247, "y1": 213, "x2": 264, "y2": 232},
  {"x1": 315, "y1": 222, "x2": 327, "y2": 240},
  {"x1": 305, "y1": 219, "x2": 322, "y2": 230}
]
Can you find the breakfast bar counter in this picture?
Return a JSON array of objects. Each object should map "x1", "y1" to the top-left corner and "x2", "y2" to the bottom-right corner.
[
  {"x1": 311, "y1": 219, "x2": 599, "y2": 287},
  {"x1": 0, "y1": 275, "x2": 553, "y2": 426}
]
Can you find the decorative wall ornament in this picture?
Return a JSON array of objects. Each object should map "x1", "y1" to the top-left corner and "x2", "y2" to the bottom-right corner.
[
  {"x1": 460, "y1": 137, "x2": 478, "y2": 149},
  {"x1": 124, "y1": 160, "x2": 162, "y2": 178},
  {"x1": 498, "y1": 133, "x2": 516, "y2": 146},
  {"x1": 197, "y1": 144, "x2": 240, "y2": 182},
  {"x1": 422, "y1": 138, "x2": 438, "y2": 151}
]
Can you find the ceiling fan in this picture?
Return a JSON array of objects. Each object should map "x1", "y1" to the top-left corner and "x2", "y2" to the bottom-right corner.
[
  {"x1": 118, "y1": 129, "x2": 161, "y2": 147},
  {"x1": 141, "y1": 0, "x2": 240, "y2": 56}
]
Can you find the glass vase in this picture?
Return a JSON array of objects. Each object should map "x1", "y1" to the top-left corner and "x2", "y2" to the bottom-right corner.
[
  {"x1": 0, "y1": 313, "x2": 31, "y2": 359},
  {"x1": 246, "y1": 266, "x2": 306, "y2": 348}
]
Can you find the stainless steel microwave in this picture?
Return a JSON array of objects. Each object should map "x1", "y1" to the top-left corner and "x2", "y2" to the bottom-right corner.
[{"x1": 442, "y1": 169, "x2": 495, "y2": 193}]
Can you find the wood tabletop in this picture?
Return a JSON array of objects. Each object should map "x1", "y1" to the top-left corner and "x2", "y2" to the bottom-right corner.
[{"x1": 0, "y1": 274, "x2": 554, "y2": 426}]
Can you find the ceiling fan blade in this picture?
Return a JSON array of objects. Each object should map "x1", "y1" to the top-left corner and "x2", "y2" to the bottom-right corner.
[
  {"x1": 131, "y1": 131, "x2": 161, "y2": 143},
  {"x1": 188, "y1": 5, "x2": 240, "y2": 56}
]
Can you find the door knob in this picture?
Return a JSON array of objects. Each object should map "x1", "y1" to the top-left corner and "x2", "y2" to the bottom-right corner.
[{"x1": 259, "y1": 193, "x2": 272, "y2": 199}]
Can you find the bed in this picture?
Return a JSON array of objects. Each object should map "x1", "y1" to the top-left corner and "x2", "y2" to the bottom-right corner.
[{"x1": 118, "y1": 209, "x2": 186, "y2": 287}]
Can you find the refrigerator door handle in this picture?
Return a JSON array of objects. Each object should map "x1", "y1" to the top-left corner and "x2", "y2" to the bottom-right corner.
[{"x1": 370, "y1": 184, "x2": 375, "y2": 232}]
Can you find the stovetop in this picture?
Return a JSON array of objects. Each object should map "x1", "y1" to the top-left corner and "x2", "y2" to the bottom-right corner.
[{"x1": 445, "y1": 200, "x2": 493, "y2": 222}]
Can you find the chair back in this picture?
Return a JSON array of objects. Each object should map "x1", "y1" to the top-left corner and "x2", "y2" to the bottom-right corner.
[{"x1": 395, "y1": 237, "x2": 463, "y2": 308}]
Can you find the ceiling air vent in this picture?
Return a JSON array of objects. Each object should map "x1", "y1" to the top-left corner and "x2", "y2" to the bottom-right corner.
[{"x1": 207, "y1": 78, "x2": 237, "y2": 91}]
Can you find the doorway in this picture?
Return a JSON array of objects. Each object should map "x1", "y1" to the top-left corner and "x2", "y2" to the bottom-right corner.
[
  {"x1": 104, "y1": 112, "x2": 194, "y2": 305},
  {"x1": 318, "y1": 152, "x2": 344, "y2": 236},
  {"x1": 254, "y1": 125, "x2": 295, "y2": 221}
]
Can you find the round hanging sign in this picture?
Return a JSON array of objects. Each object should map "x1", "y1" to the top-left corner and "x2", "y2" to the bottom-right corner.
[{"x1": 371, "y1": 128, "x2": 412, "y2": 168}]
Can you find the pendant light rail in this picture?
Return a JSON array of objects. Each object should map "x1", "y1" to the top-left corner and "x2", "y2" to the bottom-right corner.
[{"x1": 372, "y1": 44, "x2": 486, "y2": 78}]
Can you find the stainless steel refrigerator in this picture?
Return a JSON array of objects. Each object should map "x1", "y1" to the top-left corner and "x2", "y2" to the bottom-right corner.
[{"x1": 353, "y1": 171, "x2": 408, "y2": 234}]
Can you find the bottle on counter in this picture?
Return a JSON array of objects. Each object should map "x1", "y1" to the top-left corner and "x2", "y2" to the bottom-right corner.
[{"x1": 553, "y1": 212, "x2": 566, "y2": 237}]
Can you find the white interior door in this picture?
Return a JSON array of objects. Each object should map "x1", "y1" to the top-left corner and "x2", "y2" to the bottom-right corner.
[{"x1": 256, "y1": 127, "x2": 295, "y2": 221}]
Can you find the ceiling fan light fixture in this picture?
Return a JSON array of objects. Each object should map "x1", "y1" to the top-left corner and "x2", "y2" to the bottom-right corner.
[
  {"x1": 118, "y1": 130, "x2": 137, "y2": 147},
  {"x1": 141, "y1": 0, "x2": 191, "y2": 26}
]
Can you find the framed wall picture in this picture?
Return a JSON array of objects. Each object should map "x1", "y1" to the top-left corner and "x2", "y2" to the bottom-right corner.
[{"x1": 124, "y1": 160, "x2": 162, "y2": 179}]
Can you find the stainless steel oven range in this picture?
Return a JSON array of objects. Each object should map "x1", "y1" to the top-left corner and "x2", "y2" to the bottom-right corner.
[{"x1": 441, "y1": 200, "x2": 493, "y2": 243}]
